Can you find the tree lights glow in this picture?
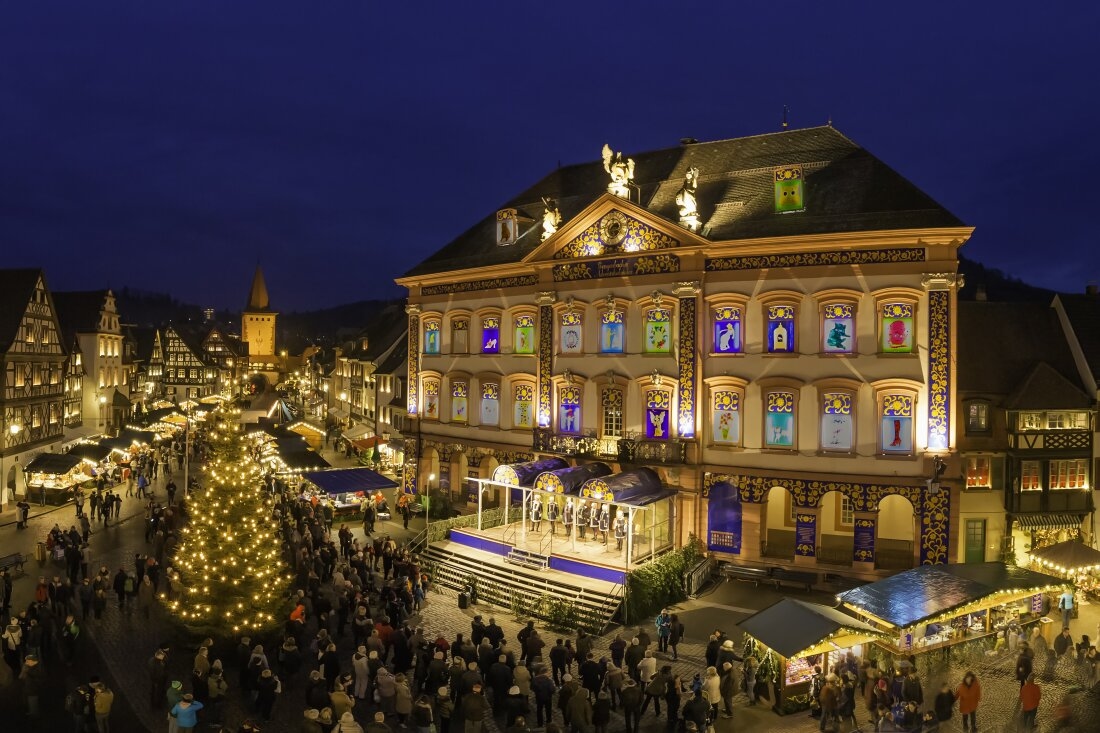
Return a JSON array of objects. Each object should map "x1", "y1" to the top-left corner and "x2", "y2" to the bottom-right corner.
[{"x1": 163, "y1": 409, "x2": 292, "y2": 637}]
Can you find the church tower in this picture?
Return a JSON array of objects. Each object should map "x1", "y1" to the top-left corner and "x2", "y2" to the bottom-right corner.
[{"x1": 241, "y1": 265, "x2": 277, "y2": 360}]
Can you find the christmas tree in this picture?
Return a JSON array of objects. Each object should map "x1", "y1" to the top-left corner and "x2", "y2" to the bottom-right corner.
[{"x1": 163, "y1": 410, "x2": 292, "y2": 637}]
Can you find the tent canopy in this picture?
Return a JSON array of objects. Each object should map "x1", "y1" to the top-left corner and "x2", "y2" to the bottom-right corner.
[
  {"x1": 304, "y1": 468, "x2": 397, "y2": 495},
  {"x1": 838, "y1": 562, "x2": 1065, "y2": 629},
  {"x1": 25, "y1": 453, "x2": 83, "y2": 475},
  {"x1": 1030, "y1": 540, "x2": 1100, "y2": 573},
  {"x1": 67, "y1": 444, "x2": 112, "y2": 463},
  {"x1": 493, "y1": 457, "x2": 568, "y2": 487},
  {"x1": 740, "y1": 598, "x2": 889, "y2": 659}
]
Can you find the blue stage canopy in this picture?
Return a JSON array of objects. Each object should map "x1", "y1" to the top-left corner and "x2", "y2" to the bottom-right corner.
[
  {"x1": 303, "y1": 468, "x2": 398, "y2": 495},
  {"x1": 492, "y1": 457, "x2": 568, "y2": 487},
  {"x1": 580, "y1": 467, "x2": 665, "y2": 504},
  {"x1": 534, "y1": 462, "x2": 612, "y2": 494}
]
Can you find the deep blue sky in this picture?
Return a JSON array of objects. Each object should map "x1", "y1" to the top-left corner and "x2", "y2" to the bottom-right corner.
[{"x1": 2, "y1": 3, "x2": 1097, "y2": 311}]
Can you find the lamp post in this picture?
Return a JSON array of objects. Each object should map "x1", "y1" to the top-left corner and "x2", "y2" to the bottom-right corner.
[{"x1": 98, "y1": 393, "x2": 108, "y2": 432}]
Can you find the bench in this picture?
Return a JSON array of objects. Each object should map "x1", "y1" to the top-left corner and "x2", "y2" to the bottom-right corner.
[
  {"x1": 0, "y1": 553, "x2": 26, "y2": 576},
  {"x1": 719, "y1": 563, "x2": 771, "y2": 586},
  {"x1": 769, "y1": 567, "x2": 816, "y2": 592}
]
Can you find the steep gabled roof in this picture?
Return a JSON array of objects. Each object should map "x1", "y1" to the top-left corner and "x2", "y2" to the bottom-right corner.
[
  {"x1": 404, "y1": 126, "x2": 964, "y2": 278},
  {"x1": 1004, "y1": 362, "x2": 1092, "y2": 410},
  {"x1": 1057, "y1": 294, "x2": 1100, "y2": 382},
  {"x1": 0, "y1": 269, "x2": 45, "y2": 352},
  {"x1": 52, "y1": 290, "x2": 110, "y2": 342}
]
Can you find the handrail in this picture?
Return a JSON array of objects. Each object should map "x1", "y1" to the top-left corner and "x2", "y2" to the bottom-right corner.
[{"x1": 539, "y1": 531, "x2": 553, "y2": 557}]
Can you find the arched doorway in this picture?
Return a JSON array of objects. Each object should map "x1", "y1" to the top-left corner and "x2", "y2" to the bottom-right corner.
[
  {"x1": 876, "y1": 494, "x2": 917, "y2": 570},
  {"x1": 818, "y1": 490, "x2": 855, "y2": 566},
  {"x1": 763, "y1": 486, "x2": 795, "y2": 559},
  {"x1": 706, "y1": 480, "x2": 742, "y2": 555}
]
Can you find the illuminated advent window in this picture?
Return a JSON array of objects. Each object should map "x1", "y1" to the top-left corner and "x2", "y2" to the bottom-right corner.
[
  {"x1": 822, "y1": 304, "x2": 854, "y2": 354},
  {"x1": 513, "y1": 384, "x2": 533, "y2": 429},
  {"x1": 821, "y1": 392, "x2": 853, "y2": 452},
  {"x1": 966, "y1": 457, "x2": 991, "y2": 488},
  {"x1": 422, "y1": 378, "x2": 440, "y2": 420},
  {"x1": 560, "y1": 311, "x2": 582, "y2": 354},
  {"x1": 480, "y1": 383, "x2": 499, "y2": 426},
  {"x1": 423, "y1": 319, "x2": 441, "y2": 355},
  {"x1": 711, "y1": 391, "x2": 740, "y2": 445},
  {"x1": 451, "y1": 319, "x2": 468, "y2": 354},
  {"x1": 559, "y1": 385, "x2": 582, "y2": 434},
  {"x1": 514, "y1": 315, "x2": 535, "y2": 355},
  {"x1": 600, "y1": 388, "x2": 623, "y2": 439},
  {"x1": 774, "y1": 165, "x2": 804, "y2": 212},
  {"x1": 481, "y1": 318, "x2": 500, "y2": 354},
  {"x1": 1050, "y1": 459, "x2": 1088, "y2": 489},
  {"x1": 644, "y1": 308, "x2": 671, "y2": 354},
  {"x1": 880, "y1": 303, "x2": 914, "y2": 353},
  {"x1": 600, "y1": 310, "x2": 624, "y2": 354},
  {"x1": 881, "y1": 394, "x2": 914, "y2": 454},
  {"x1": 765, "y1": 391, "x2": 795, "y2": 448},
  {"x1": 1020, "y1": 461, "x2": 1041, "y2": 491},
  {"x1": 451, "y1": 381, "x2": 468, "y2": 423},
  {"x1": 713, "y1": 307, "x2": 742, "y2": 354},
  {"x1": 646, "y1": 389, "x2": 671, "y2": 440},
  {"x1": 766, "y1": 305, "x2": 796, "y2": 354}
]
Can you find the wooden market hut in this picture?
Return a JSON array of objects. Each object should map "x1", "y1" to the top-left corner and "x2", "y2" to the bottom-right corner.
[{"x1": 738, "y1": 598, "x2": 890, "y2": 714}]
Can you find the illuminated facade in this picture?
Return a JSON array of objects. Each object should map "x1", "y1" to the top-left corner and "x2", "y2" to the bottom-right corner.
[
  {"x1": 53, "y1": 289, "x2": 128, "y2": 432},
  {"x1": 397, "y1": 127, "x2": 972, "y2": 575}
]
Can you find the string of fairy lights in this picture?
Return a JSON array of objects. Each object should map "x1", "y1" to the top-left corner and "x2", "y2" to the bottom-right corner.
[{"x1": 162, "y1": 407, "x2": 293, "y2": 635}]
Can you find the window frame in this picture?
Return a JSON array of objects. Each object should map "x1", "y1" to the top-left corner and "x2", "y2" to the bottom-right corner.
[
  {"x1": 762, "y1": 387, "x2": 799, "y2": 450},
  {"x1": 600, "y1": 387, "x2": 624, "y2": 440},
  {"x1": 598, "y1": 298, "x2": 628, "y2": 354},
  {"x1": 872, "y1": 289, "x2": 921, "y2": 355},
  {"x1": 1019, "y1": 460, "x2": 1041, "y2": 491},
  {"x1": 819, "y1": 390, "x2": 856, "y2": 454},
  {"x1": 966, "y1": 400, "x2": 991, "y2": 433},
  {"x1": 422, "y1": 314, "x2": 442, "y2": 356},
  {"x1": 966, "y1": 456, "x2": 992, "y2": 489},
  {"x1": 479, "y1": 380, "x2": 500, "y2": 427},
  {"x1": 877, "y1": 390, "x2": 917, "y2": 456},
  {"x1": 1050, "y1": 458, "x2": 1089, "y2": 490}
]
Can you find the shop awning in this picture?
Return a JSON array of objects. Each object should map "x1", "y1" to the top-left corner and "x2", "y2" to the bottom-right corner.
[
  {"x1": 741, "y1": 598, "x2": 889, "y2": 659},
  {"x1": 342, "y1": 424, "x2": 372, "y2": 440},
  {"x1": 67, "y1": 444, "x2": 112, "y2": 463},
  {"x1": 329, "y1": 407, "x2": 349, "y2": 420},
  {"x1": 1030, "y1": 539, "x2": 1100, "y2": 574},
  {"x1": 303, "y1": 467, "x2": 397, "y2": 495},
  {"x1": 25, "y1": 453, "x2": 83, "y2": 475},
  {"x1": 838, "y1": 562, "x2": 1065, "y2": 630},
  {"x1": 1014, "y1": 513, "x2": 1085, "y2": 530},
  {"x1": 352, "y1": 436, "x2": 384, "y2": 451}
]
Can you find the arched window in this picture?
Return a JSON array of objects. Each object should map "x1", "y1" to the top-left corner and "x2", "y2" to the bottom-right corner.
[
  {"x1": 513, "y1": 384, "x2": 534, "y2": 429},
  {"x1": 451, "y1": 381, "x2": 468, "y2": 424},
  {"x1": 766, "y1": 305, "x2": 796, "y2": 353},
  {"x1": 451, "y1": 318, "x2": 469, "y2": 354},
  {"x1": 481, "y1": 317, "x2": 500, "y2": 354},
  {"x1": 480, "y1": 382, "x2": 500, "y2": 426},
  {"x1": 822, "y1": 304, "x2": 855, "y2": 354},
  {"x1": 514, "y1": 315, "x2": 535, "y2": 355},
  {"x1": 711, "y1": 390, "x2": 741, "y2": 445},
  {"x1": 600, "y1": 388, "x2": 623, "y2": 439},
  {"x1": 561, "y1": 311, "x2": 583, "y2": 354},
  {"x1": 713, "y1": 306, "x2": 742, "y2": 354},
  {"x1": 645, "y1": 389, "x2": 672, "y2": 440},
  {"x1": 600, "y1": 310, "x2": 624, "y2": 354},
  {"x1": 423, "y1": 319, "x2": 441, "y2": 355},
  {"x1": 422, "y1": 377, "x2": 440, "y2": 420},
  {"x1": 880, "y1": 393, "x2": 915, "y2": 454},
  {"x1": 559, "y1": 385, "x2": 582, "y2": 434},
  {"x1": 764, "y1": 390, "x2": 796, "y2": 448},
  {"x1": 820, "y1": 392, "x2": 854, "y2": 452},
  {"x1": 644, "y1": 308, "x2": 672, "y2": 354},
  {"x1": 880, "y1": 302, "x2": 915, "y2": 353}
]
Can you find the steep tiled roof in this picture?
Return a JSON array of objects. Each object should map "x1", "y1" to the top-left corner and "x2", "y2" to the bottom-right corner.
[
  {"x1": 1004, "y1": 362, "x2": 1092, "y2": 410},
  {"x1": 957, "y1": 302, "x2": 1081, "y2": 395},
  {"x1": 375, "y1": 343, "x2": 407, "y2": 375},
  {"x1": 0, "y1": 269, "x2": 44, "y2": 352},
  {"x1": 405, "y1": 126, "x2": 964, "y2": 277},
  {"x1": 1057, "y1": 294, "x2": 1100, "y2": 381},
  {"x1": 52, "y1": 290, "x2": 109, "y2": 342}
]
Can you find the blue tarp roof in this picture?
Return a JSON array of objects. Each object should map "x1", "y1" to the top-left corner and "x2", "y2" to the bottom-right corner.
[{"x1": 303, "y1": 468, "x2": 398, "y2": 495}]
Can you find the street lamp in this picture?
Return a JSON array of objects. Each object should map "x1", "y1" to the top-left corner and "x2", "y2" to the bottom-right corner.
[{"x1": 98, "y1": 393, "x2": 108, "y2": 431}]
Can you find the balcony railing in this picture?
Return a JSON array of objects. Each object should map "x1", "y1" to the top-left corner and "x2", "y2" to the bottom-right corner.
[
  {"x1": 532, "y1": 429, "x2": 686, "y2": 465},
  {"x1": 1005, "y1": 488, "x2": 1093, "y2": 514}
]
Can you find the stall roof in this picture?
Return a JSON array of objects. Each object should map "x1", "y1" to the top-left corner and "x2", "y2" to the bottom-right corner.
[
  {"x1": 275, "y1": 447, "x2": 331, "y2": 470},
  {"x1": 838, "y1": 562, "x2": 1065, "y2": 629},
  {"x1": 740, "y1": 598, "x2": 888, "y2": 659},
  {"x1": 118, "y1": 428, "x2": 160, "y2": 445},
  {"x1": 25, "y1": 453, "x2": 83, "y2": 475},
  {"x1": 67, "y1": 444, "x2": 112, "y2": 463},
  {"x1": 1030, "y1": 540, "x2": 1100, "y2": 573},
  {"x1": 303, "y1": 467, "x2": 397, "y2": 495}
]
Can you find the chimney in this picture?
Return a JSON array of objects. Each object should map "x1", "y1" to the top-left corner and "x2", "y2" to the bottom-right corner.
[{"x1": 1086, "y1": 281, "x2": 1098, "y2": 297}]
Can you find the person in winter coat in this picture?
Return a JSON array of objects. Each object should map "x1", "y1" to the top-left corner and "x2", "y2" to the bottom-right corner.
[
  {"x1": 434, "y1": 687, "x2": 453, "y2": 733},
  {"x1": 503, "y1": 685, "x2": 531, "y2": 729},
  {"x1": 818, "y1": 674, "x2": 839, "y2": 732},
  {"x1": 718, "y1": 663, "x2": 737, "y2": 718},
  {"x1": 307, "y1": 671, "x2": 331, "y2": 710},
  {"x1": 620, "y1": 679, "x2": 643, "y2": 733},
  {"x1": 461, "y1": 684, "x2": 490, "y2": 732},
  {"x1": 302, "y1": 709, "x2": 325, "y2": 733},
  {"x1": 592, "y1": 691, "x2": 611, "y2": 733},
  {"x1": 667, "y1": 615, "x2": 685, "y2": 661},
  {"x1": 532, "y1": 668, "x2": 557, "y2": 728},
  {"x1": 566, "y1": 688, "x2": 593, "y2": 733},
  {"x1": 394, "y1": 673, "x2": 413, "y2": 726},
  {"x1": 256, "y1": 668, "x2": 280, "y2": 721},
  {"x1": 412, "y1": 694, "x2": 435, "y2": 733},
  {"x1": 954, "y1": 671, "x2": 981, "y2": 732},
  {"x1": 170, "y1": 694, "x2": 204, "y2": 733},
  {"x1": 513, "y1": 660, "x2": 532, "y2": 698},
  {"x1": 338, "y1": 711, "x2": 365, "y2": 733},
  {"x1": 1016, "y1": 645, "x2": 1034, "y2": 688},
  {"x1": 330, "y1": 678, "x2": 356, "y2": 721},
  {"x1": 376, "y1": 667, "x2": 397, "y2": 714},
  {"x1": 701, "y1": 666, "x2": 721, "y2": 721}
]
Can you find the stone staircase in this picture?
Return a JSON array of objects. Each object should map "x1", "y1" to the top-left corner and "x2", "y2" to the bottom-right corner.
[{"x1": 421, "y1": 539, "x2": 623, "y2": 634}]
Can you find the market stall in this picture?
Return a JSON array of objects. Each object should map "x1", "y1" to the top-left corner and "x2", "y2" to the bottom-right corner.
[
  {"x1": 739, "y1": 598, "x2": 890, "y2": 714},
  {"x1": 303, "y1": 467, "x2": 398, "y2": 516},
  {"x1": 1029, "y1": 539, "x2": 1100, "y2": 602},
  {"x1": 837, "y1": 562, "x2": 1066, "y2": 655},
  {"x1": 23, "y1": 453, "x2": 90, "y2": 505}
]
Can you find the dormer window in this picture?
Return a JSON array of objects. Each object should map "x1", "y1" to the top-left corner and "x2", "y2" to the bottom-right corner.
[{"x1": 966, "y1": 402, "x2": 989, "y2": 433}]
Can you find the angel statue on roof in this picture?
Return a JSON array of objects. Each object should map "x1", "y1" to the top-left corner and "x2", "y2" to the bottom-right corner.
[
  {"x1": 602, "y1": 143, "x2": 635, "y2": 197},
  {"x1": 541, "y1": 197, "x2": 562, "y2": 241},
  {"x1": 675, "y1": 167, "x2": 699, "y2": 219}
]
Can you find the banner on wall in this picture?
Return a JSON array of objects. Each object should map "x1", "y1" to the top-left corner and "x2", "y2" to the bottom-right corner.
[
  {"x1": 439, "y1": 465, "x2": 451, "y2": 498},
  {"x1": 853, "y1": 518, "x2": 876, "y2": 563},
  {"x1": 795, "y1": 513, "x2": 817, "y2": 557},
  {"x1": 706, "y1": 483, "x2": 742, "y2": 554}
]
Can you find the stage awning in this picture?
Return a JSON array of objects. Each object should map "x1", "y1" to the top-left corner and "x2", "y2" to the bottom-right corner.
[
  {"x1": 534, "y1": 463, "x2": 612, "y2": 494},
  {"x1": 67, "y1": 444, "x2": 112, "y2": 463},
  {"x1": 1014, "y1": 513, "x2": 1085, "y2": 530},
  {"x1": 1030, "y1": 539, "x2": 1100, "y2": 574},
  {"x1": 740, "y1": 598, "x2": 889, "y2": 659},
  {"x1": 25, "y1": 453, "x2": 83, "y2": 475},
  {"x1": 838, "y1": 562, "x2": 1065, "y2": 630},
  {"x1": 493, "y1": 457, "x2": 568, "y2": 487},
  {"x1": 581, "y1": 467, "x2": 663, "y2": 504},
  {"x1": 303, "y1": 467, "x2": 397, "y2": 495}
]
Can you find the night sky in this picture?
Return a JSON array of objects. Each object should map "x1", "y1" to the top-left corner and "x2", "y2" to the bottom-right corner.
[{"x1": 2, "y1": 3, "x2": 1097, "y2": 311}]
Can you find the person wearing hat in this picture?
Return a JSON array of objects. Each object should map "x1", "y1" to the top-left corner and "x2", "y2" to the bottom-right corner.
[
  {"x1": 303, "y1": 709, "x2": 325, "y2": 733},
  {"x1": 319, "y1": 707, "x2": 336, "y2": 729},
  {"x1": 166, "y1": 680, "x2": 185, "y2": 733},
  {"x1": 364, "y1": 710, "x2": 391, "y2": 733},
  {"x1": 331, "y1": 676, "x2": 356, "y2": 720},
  {"x1": 279, "y1": 636, "x2": 302, "y2": 679},
  {"x1": 592, "y1": 690, "x2": 611, "y2": 733},
  {"x1": 716, "y1": 639, "x2": 740, "y2": 671},
  {"x1": 624, "y1": 638, "x2": 644, "y2": 683},
  {"x1": 338, "y1": 710, "x2": 366, "y2": 733},
  {"x1": 394, "y1": 672, "x2": 414, "y2": 726},
  {"x1": 206, "y1": 665, "x2": 228, "y2": 727},
  {"x1": 504, "y1": 684, "x2": 530, "y2": 729},
  {"x1": 435, "y1": 686, "x2": 454, "y2": 733},
  {"x1": 557, "y1": 673, "x2": 580, "y2": 721},
  {"x1": 170, "y1": 693, "x2": 204, "y2": 733},
  {"x1": 308, "y1": 670, "x2": 331, "y2": 710},
  {"x1": 619, "y1": 678, "x2": 642, "y2": 733},
  {"x1": 565, "y1": 686, "x2": 594, "y2": 733}
]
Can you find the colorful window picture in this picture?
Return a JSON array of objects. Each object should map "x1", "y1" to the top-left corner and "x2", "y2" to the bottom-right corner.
[
  {"x1": 881, "y1": 303, "x2": 914, "y2": 353},
  {"x1": 480, "y1": 383, "x2": 499, "y2": 426},
  {"x1": 451, "y1": 319, "x2": 468, "y2": 354},
  {"x1": 712, "y1": 391, "x2": 740, "y2": 445},
  {"x1": 424, "y1": 319, "x2": 441, "y2": 355},
  {"x1": 713, "y1": 306, "x2": 741, "y2": 354},
  {"x1": 600, "y1": 310, "x2": 624, "y2": 354},
  {"x1": 451, "y1": 382, "x2": 468, "y2": 424},
  {"x1": 774, "y1": 165, "x2": 804, "y2": 213},
  {"x1": 881, "y1": 394, "x2": 913, "y2": 454},
  {"x1": 423, "y1": 379, "x2": 440, "y2": 420},
  {"x1": 645, "y1": 308, "x2": 671, "y2": 354},
  {"x1": 560, "y1": 311, "x2": 583, "y2": 354},
  {"x1": 513, "y1": 384, "x2": 533, "y2": 429},
  {"x1": 822, "y1": 304, "x2": 854, "y2": 354},
  {"x1": 766, "y1": 305, "x2": 796, "y2": 353},
  {"x1": 821, "y1": 392, "x2": 853, "y2": 452},
  {"x1": 481, "y1": 317, "x2": 500, "y2": 354},
  {"x1": 514, "y1": 315, "x2": 535, "y2": 354},
  {"x1": 765, "y1": 391, "x2": 795, "y2": 448},
  {"x1": 559, "y1": 385, "x2": 582, "y2": 434},
  {"x1": 646, "y1": 390, "x2": 671, "y2": 440}
]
